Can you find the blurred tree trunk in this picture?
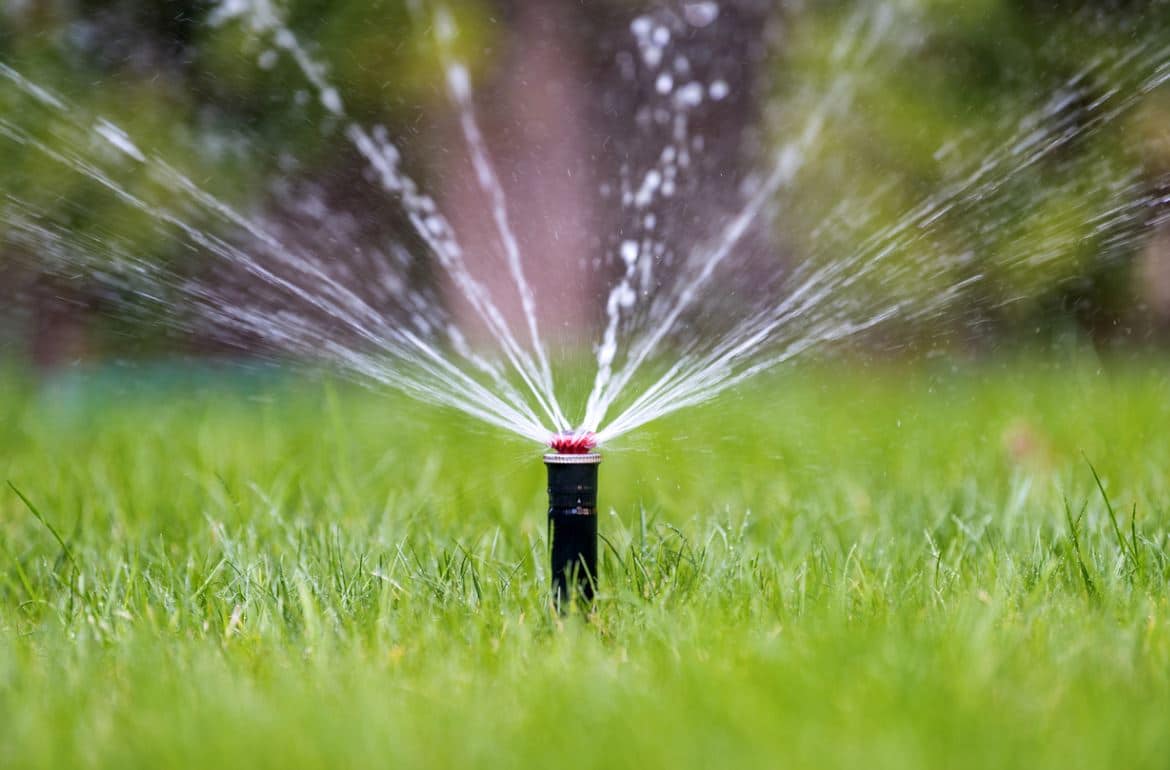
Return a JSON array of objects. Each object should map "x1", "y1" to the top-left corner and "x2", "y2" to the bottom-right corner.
[
  {"x1": 27, "y1": 274, "x2": 92, "y2": 369},
  {"x1": 1136, "y1": 226, "x2": 1170, "y2": 335},
  {"x1": 439, "y1": 0, "x2": 600, "y2": 347},
  {"x1": 437, "y1": 0, "x2": 775, "y2": 351}
]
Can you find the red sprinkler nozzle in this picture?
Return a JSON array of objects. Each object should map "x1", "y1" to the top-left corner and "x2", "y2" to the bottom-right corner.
[{"x1": 549, "y1": 431, "x2": 598, "y2": 454}]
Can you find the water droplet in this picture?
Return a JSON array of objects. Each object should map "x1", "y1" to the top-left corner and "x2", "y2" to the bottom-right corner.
[
  {"x1": 94, "y1": 119, "x2": 145, "y2": 162},
  {"x1": 683, "y1": 2, "x2": 720, "y2": 27},
  {"x1": 634, "y1": 170, "x2": 662, "y2": 208},
  {"x1": 435, "y1": 8, "x2": 456, "y2": 42},
  {"x1": 620, "y1": 240, "x2": 639, "y2": 266},
  {"x1": 674, "y1": 82, "x2": 704, "y2": 107},
  {"x1": 446, "y1": 64, "x2": 470, "y2": 101},
  {"x1": 320, "y1": 87, "x2": 342, "y2": 114}
]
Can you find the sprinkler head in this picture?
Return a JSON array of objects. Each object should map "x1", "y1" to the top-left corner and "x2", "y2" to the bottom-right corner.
[
  {"x1": 548, "y1": 430, "x2": 598, "y2": 454},
  {"x1": 544, "y1": 450, "x2": 602, "y2": 609}
]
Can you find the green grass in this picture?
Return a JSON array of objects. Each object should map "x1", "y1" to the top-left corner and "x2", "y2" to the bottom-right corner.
[{"x1": 3, "y1": 355, "x2": 1170, "y2": 769}]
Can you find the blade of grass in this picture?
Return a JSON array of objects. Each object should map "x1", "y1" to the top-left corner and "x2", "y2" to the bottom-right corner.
[
  {"x1": 1129, "y1": 502, "x2": 1143, "y2": 573},
  {"x1": 1063, "y1": 496, "x2": 1096, "y2": 599},
  {"x1": 8, "y1": 481, "x2": 78, "y2": 570},
  {"x1": 1084, "y1": 458, "x2": 1139, "y2": 576}
]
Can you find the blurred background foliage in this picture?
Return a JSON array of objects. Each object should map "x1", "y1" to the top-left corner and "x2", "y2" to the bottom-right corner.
[
  {"x1": 0, "y1": 0, "x2": 485, "y2": 363},
  {"x1": 0, "y1": 0, "x2": 1168, "y2": 368},
  {"x1": 774, "y1": 0, "x2": 1170, "y2": 347}
]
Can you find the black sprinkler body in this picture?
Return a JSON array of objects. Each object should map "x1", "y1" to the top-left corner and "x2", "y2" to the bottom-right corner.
[{"x1": 544, "y1": 452, "x2": 601, "y2": 608}]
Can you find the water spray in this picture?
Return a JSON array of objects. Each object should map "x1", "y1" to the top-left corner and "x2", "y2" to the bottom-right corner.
[{"x1": 545, "y1": 431, "x2": 600, "y2": 608}]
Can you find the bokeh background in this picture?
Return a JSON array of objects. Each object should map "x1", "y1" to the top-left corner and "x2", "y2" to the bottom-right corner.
[{"x1": 1, "y1": 0, "x2": 1169, "y2": 372}]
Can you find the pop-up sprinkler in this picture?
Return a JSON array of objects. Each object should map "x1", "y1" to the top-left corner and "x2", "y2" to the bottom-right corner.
[{"x1": 545, "y1": 431, "x2": 600, "y2": 608}]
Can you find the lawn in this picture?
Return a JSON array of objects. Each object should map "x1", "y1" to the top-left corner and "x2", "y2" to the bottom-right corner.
[{"x1": 2, "y1": 354, "x2": 1169, "y2": 769}]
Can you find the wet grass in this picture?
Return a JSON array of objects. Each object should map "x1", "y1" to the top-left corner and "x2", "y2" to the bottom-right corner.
[{"x1": 2, "y1": 354, "x2": 1170, "y2": 769}]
